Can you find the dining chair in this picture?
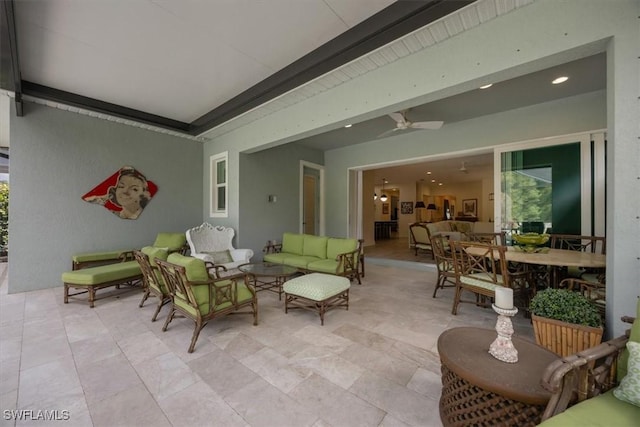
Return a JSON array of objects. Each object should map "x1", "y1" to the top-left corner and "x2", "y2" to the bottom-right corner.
[
  {"x1": 409, "y1": 223, "x2": 434, "y2": 258},
  {"x1": 466, "y1": 231, "x2": 506, "y2": 246},
  {"x1": 450, "y1": 241, "x2": 510, "y2": 315},
  {"x1": 430, "y1": 234, "x2": 456, "y2": 298},
  {"x1": 550, "y1": 234, "x2": 606, "y2": 282}
]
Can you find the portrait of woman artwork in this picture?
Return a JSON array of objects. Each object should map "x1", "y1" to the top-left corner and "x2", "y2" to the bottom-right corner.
[{"x1": 82, "y1": 166, "x2": 157, "y2": 220}]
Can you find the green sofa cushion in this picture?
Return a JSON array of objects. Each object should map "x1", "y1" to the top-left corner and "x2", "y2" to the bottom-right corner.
[
  {"x1": 283, "y1": 255, "x2": 322, "y2": 269},
  {"x1": 263, "y1": 253, "x2": 288, "y2": 264},
  {"x1": 62, "y1": 261, "x2": 141, "y2": 285},
  {"x1": 282, "y1": 232, "x2": 304, "y2": 255},
  {"x1": 539, "y1": 389, "x2": 640, "y2": 426},
  {"x1": 303, "y1": 235, "x2": 328, "y2": 259},
  {"x1": 306, "y1": 259, "x2": 341, "y2": 274},
  {"x1": 283, "y1": 273, "x2": 350, "y2": 301},
  {"x1": 326, "y1": 238, "x2": 357, "y2": 260},
  {"x1": 153, "y1": 233, "x2": 187, "y2": 252},
  {"x1": 72, "y1": 250, "x2": 127, "y2": 263}
]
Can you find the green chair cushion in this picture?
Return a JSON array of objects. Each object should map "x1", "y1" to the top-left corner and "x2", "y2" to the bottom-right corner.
[
  {"x1": 282, "y1": 232, "x2": 304, "y2": 255},
  {"x1": 283, "y1": 273, "x2": 350, "y2": 301},
  {"x1": 167, "y1": 253, "x2": 209, "y2": 282},
  {"x1": 62, "y1": 261, "x2": 141, "y2": 285},
  {"x1": 72, "y1": 250, "x2": 127, "y2": 263},
  {"x1": 153, "y1": 233, "x2": 186, "y2": 252},
  {"x1": 459, "y1": 273, "x2": 504, "y2": 291},
  {"x1": 303, "y1": 235, "x2": 328, "y2": 259},
  {"x1": 538, "y1": 389, "x2": 640, "y2": 426},
  {"x1": 326, "y1": 238, "x2": 357, "y2": 260},
  {"x1": 141, "y1": 246, "x2": 168, "y2": 267}
]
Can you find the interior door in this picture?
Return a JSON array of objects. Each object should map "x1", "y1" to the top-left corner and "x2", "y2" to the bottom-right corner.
[{"x1": 303, "y1": 174, "x2": 316, "y2": 234}]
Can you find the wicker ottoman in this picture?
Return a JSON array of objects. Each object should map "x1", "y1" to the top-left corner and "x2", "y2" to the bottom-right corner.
[{"x1": 283, "y1": 273, "x2": 350, "y2": 325}]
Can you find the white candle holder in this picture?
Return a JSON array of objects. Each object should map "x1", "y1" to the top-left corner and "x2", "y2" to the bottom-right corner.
[{"x1": 489, "y1": 304, "x2": 519, "y2": 363}]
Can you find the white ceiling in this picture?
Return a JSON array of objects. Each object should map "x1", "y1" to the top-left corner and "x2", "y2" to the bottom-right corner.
[
  {"x1": 13, "y1": 0, "x2": 395, "y2": 123},
  {"x1": 6, "y1": 0, "x2": 606, "y2": 188}
]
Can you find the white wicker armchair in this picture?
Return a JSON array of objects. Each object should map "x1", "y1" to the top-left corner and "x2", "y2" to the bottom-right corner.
[{"x1": 185, "y1": 223, "x2": 253, "y2": 274}]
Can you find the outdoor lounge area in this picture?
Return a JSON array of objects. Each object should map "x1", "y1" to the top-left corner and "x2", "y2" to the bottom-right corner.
[
  {"x1": 0, "y1": 261, "x2": 537, "y2": 427},
  {"x1": 1, "y1": 1, "x2": 638, "y2": 426}
]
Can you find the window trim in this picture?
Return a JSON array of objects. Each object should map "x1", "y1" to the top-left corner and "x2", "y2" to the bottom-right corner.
[{"x1": 210, "y1": 151, "x2": 228, "y2": 218}]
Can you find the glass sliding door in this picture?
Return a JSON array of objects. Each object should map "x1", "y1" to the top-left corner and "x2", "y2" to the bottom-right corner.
[{"x1": 495, "y1": 132, "x2": 606, "y2": 241}]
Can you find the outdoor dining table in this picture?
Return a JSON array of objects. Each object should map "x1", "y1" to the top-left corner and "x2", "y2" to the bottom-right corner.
[{"x1": 466, "y1": 246, "x2": 606, "y2": 288}]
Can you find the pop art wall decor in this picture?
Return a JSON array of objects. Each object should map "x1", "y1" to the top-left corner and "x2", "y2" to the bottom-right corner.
[{"x1": 82, "y1": 166, "x2": 157, "y2": 220}]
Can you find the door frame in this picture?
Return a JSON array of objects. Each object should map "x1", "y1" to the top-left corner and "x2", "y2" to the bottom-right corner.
[{"x1": 299, "y1": 160, "x2": 325, "y2": 235}]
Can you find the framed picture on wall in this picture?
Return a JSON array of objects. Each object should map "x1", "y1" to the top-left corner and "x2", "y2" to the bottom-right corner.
[
  {"x1": 462, "y1": 199, "x2": 477, "y2": 217},
  {"x1": 400, "y1": 201, "x2": 413, "y2": 214},
  {"x1": 382, "y1": 203, "x2": 390, "y2": 215}
]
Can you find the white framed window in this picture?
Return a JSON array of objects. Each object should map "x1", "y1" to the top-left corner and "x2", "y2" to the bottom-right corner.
[{"x1": 210, "y1": 152, "x2": 228, "y2": 217}]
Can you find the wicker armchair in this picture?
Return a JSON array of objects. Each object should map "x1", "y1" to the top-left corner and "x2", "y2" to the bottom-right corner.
[{"x1": 539, "y1": 308, "x2": 639, "y2": 425}]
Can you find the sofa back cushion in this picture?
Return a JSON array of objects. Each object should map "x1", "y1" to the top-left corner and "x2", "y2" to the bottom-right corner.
[
  {"x1": 303, "y1": 235, "x2": 328, "y2": 259},
  {"x1": 327, "y1": 238, "x2": 358, "y2": 260},
  {"x1": 282, "y1": 232, "x2": 304, "y2": 255}
]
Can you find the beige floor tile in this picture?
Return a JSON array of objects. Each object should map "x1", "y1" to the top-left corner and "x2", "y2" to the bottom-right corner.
[
  {"x1": 17, "y1": 358, "x2": 82, "y2": 409},
  {"x1": 19, "y1": 334, "x2": 72, "y2": 371},
  {"x1": 118, "y1": 330, "x2": 171, "y2": 365},
  {"x1": 241, "y1": 347, "x2": 310, "y2": 393},
  {"x1": 339, "y1": 342, "x2": 418, "y2": 386},
  {"x1": 134, "y1": 352, "x2": 200, "y2": 400},
  {"x1": 187, "y1": 348, "x2": 259, "y2": 398},
  {"x1": 89, "y1": 383, "x2": 171, "y2": 427},
  {"x1": 76, "y1": 353, "x2": 142, "y2": 404},
  {"x1": 158, "y1": 381, "x2": 246, "y2": 427},
  {"x1": 225, "y1": 377, "x2": 317, "y2": 427}
]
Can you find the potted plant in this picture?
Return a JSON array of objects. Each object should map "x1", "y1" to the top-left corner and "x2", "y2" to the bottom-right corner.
[{"x1": 529, "y1": 288, "x2": 603, "y2": 357}]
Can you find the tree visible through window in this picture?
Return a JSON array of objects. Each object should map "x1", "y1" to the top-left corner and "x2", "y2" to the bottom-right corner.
[
  {"x1": 502, "y1": 167, "x2": 552, "y2": 227},
  {"x1": 210, "y1": 152, "x2": 228, "y2": 217}
]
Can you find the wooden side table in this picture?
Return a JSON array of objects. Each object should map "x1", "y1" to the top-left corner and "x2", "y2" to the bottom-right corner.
[{"x1": 438, "y1": 327, "x2": 558, "y2": 427}]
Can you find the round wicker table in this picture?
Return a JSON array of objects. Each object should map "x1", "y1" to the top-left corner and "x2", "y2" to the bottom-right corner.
[{"x1": 438, "y1": 327, "x2": 558, "y2": 427}]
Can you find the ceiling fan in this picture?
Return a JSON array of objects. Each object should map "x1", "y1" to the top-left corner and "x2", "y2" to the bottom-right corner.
[
  {"x1": 459, "y1": 161, "x2": 469, "y2": 174},
  {"x1": 378, "y1": 111, "x2": 444, "y2": 138}
]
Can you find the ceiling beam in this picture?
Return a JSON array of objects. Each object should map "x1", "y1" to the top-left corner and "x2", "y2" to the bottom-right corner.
[
  {"x1": 190, "y1": 0, "x2": 476, "y2": 135},
  {"x1": 1, "y1": 0, "x2": 23, "y2": 116},
  {"x1": 21, "y1": 82, "x2": 191, "y2": 132}
]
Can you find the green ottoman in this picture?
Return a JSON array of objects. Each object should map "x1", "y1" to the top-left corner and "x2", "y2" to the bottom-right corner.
[{"x1": 283, "y1": 273, "x2": 350, "y2": 325}]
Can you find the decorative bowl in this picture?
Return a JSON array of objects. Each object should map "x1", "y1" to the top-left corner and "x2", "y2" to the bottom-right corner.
[{"x1": 513, "y1": 233, "x2": 550, "y2": 246}]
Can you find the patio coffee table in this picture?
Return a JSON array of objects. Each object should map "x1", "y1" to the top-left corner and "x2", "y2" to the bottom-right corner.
[
  {"x1": 438, "y1": 327, "x2": 557, "y2": 427},
  {"x1": 238, "y1": 263, "x2": 299, "y2": 300}
]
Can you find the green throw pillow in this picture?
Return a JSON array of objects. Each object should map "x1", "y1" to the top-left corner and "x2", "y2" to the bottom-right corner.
[
  {"x1": 614, "y1": 341, "x2": 640, "y2": 407},
  {"x1": 204, "y1": 250, "x2": 233, "y2": 264}
]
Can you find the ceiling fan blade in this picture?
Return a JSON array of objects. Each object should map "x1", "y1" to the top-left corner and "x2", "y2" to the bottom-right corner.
[
  {"x1": 388, "y1": 112, "x2": 406, "y2": 124},
  {"x1": 377, "y1": 128, "x2": 400, "y2": 138},
  {"x1": 409, "y1": 121, "x2": 444, "y2": 130}
]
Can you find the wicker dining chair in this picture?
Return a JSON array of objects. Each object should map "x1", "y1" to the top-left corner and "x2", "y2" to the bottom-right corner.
[
  {"x1": 450, "y1": 241, "x2": 510, "y2": 315},
  {"x1": 558, "y1": 277, "x2": 606, "y2": 325},
  {"x1": 431, "y1": 234, "x2": 456, "y2": 298},
  {"x1": 550, "y1": 234, "x2": 606, "y2": 282},
  {"x1": 134, "y1": 247, "x2": 171, "y2": 322},
  {"x1": 467, "y1": 231, "x2": 507, "y2": 246}
]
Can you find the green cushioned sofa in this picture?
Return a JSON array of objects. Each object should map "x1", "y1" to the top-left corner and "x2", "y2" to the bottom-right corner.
[
  {"x1": 263, "y1": 233, "x2": 363, "y2": 284},
  {"x1": 539, "y1": 298, "x2": 640, "y2": 426}
]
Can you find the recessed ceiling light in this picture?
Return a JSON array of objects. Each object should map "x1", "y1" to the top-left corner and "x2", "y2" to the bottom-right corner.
[
  {"x1": 552, "y1": 76, "x2": 569, "y2": 84},
  {"x1": 438, "y1": 183, "x2": 443, "y2": 186},
  {"x1": 431, "y1": 179, "x2": 436, "y2": 183},
  {"x1": 344, "y1": 124, "x2": 352, "y2": 128},
  {"x1": 427, "y1": 171, "x2": 432, "y2": 175},
  {"x1": 479, "y1": 84, "x2": 493, "y2": 89}
]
